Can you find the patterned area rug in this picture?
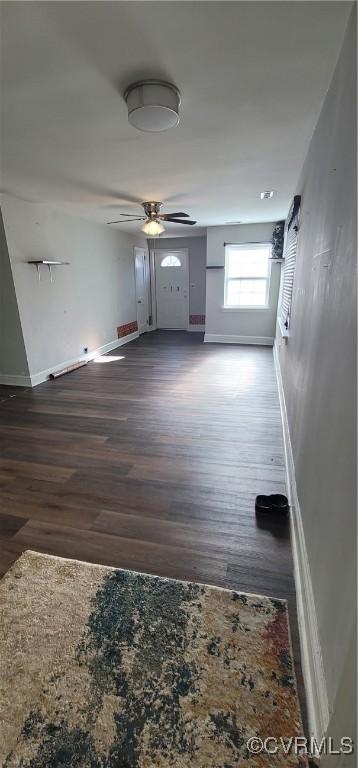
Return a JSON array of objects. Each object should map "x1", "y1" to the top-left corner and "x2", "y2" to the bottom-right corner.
[{"x1": 0, "y1": 551, "x2": 305, "y2": 767}]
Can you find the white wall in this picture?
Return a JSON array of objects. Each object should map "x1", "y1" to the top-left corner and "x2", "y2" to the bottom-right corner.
[
  {"x1": 205, "y1": 222, "x2": 280, "y2": 344},
  {"x1": 0, "y1": 209, "x2": 30, "y2": 383},
  {"x1": 1, "y1": 195, "x2": 146, "y2": 382},
  {"x1": 149, "y1": 236, "x2": 206, "y2": 327},
  {"x1": 275, "y1": 8, "x2": 356, "y2": 752}
]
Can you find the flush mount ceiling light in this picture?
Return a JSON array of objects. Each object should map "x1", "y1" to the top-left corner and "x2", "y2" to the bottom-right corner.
[
  {"x1": 141, "y1": 219, "x2": 165, "y2": 236},
  {"x1": 124, "y1": 80, "x2": 181, "y2": 132},
  {"x1": 260, "y1": 191, "x2": 274, "y2": 199}
]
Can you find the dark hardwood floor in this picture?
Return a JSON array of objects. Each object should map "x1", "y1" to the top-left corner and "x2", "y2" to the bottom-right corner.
[{"x1": 0, "y1": 330, "x2": 306, "y2": 727}]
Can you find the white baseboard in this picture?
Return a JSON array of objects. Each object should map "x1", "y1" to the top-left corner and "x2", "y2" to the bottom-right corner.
[
  {"x1": 204, "y1": 333, "x2": 274, "y2": 346},
  {"x1": 28, "y1": 331, "x2": 139, "y2": 388},
  {"x1": 0, "y1": 372, "x2": 32, "y2": 387},
  {"x1": 273, "y1": 342, "x2": 329, "y2": 742}
]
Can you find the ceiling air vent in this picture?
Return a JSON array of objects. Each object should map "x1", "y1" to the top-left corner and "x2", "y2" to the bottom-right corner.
[{"x1": 260, "y1": 191, "x2": 274, "y2": 199}]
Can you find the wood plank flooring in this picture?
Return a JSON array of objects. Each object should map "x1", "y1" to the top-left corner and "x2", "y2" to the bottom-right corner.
[{"x1": 0, "y1": 330, "x2": 307, "y2": 728}]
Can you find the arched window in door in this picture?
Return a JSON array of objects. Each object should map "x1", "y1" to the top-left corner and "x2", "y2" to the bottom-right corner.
[{"x1": 160, "y1": 254, "x2": 182, "y2": 267}]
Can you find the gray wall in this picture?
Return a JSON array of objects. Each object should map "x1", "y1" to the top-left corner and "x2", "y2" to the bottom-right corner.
[
  {"x1": 276, "y1": 8, "x2": 356, "y2": 750},
  {"x1": 1, "y1": 195, "x2": 146, "y2": 380},
  {"x1": 321, "y1": 622, "x2": 357, "y2": 768},
  {"x1": 149, "y1": 236, "x2": 206, "y2": 324},
  {"x1": 205, "y1": 222, "x2": 280, "y2": 343},
  {"x1": 0, "y1": 209, "x2": 29, "y2": 381}
]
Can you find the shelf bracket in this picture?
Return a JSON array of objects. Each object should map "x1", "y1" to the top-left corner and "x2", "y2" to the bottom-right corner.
[{"x1": 28, "y1": 260, "x2": 69, "y2": 283}]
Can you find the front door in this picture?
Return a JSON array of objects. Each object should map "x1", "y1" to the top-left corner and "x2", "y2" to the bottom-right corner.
[
  {"x1": 154, "y1": 250, "x2": 189, "y2": 329},
  {"x1": 134, "y1": 247, "x2": 149, "y2": 335}
]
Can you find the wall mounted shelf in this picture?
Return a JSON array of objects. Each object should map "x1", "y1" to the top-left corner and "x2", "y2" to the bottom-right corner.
[{"x1": 28, "y1": 260, "x2": 69, "y2": 282}]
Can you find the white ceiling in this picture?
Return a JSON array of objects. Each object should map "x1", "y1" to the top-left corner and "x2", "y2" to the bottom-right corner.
[{"x1": 0, "y1": 1, "x2": 350, "y2": 237}]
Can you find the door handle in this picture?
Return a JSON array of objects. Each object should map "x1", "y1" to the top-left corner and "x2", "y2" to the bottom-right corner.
[{"x1": 137, "y1": 300, "x2": 142, "y2": 304}]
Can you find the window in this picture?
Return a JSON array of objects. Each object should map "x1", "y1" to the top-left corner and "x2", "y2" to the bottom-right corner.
[
  {"x1": 224, "y1": 243, "x2": 271, "y2": 307},
  {"x1": 161, "y1": 254, "x2": 181, "y2": 267}
]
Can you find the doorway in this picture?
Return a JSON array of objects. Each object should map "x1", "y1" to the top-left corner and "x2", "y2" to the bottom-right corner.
[
  {"x1": 154, "y1": 249, "x2": 189, "y2": 329},
  {"x1": 134, "y1": 247, "x2": 149, "y2": 335}
]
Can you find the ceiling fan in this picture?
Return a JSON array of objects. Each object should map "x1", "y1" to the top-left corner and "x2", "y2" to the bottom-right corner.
[{"x1": 107, "y1": 201, "x2": 196, "y2": 235}]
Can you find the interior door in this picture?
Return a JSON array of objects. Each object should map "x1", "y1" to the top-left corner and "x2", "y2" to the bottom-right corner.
[
  {"x1": 154, "y1": 250, "x2": 189, "y2": 329},
  {"x1": 134, "y1": 247, "x2": 149, "y2": 335}
]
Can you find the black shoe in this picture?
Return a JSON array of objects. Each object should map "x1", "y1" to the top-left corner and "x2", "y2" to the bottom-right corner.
[{"x1": 255, "y1": 494, "x2": 289, "y2": 516}]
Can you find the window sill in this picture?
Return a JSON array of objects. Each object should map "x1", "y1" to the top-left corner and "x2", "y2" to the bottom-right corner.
[{"x1": 221, "y1": 305, "x2": 271, "y2": 312}]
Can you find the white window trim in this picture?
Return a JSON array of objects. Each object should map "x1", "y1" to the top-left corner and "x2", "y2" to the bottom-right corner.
[{"x1": 224, "y1": 242, "x2": 272, "y2": 309}]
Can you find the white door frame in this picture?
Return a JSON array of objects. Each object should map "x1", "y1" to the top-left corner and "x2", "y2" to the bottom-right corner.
[
  {"x1": 149, "y1": 249, "x2": 157, "y2": 330},
  {"x1": 152, "y1": 248, "x2": 189, "y2": 331},
  {"x1": 134, "y1": 246, "x2": 149, "y2": 335}
]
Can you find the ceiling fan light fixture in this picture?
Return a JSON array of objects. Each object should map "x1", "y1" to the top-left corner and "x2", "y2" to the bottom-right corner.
[
  {"x1": 141, "y1": 219, "x2": 165, "y2": 236},
  {"x1": 124, "y1": 80, "x2": 181, "y2": 132}
]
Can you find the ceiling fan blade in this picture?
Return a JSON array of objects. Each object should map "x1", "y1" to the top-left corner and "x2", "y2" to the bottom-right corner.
[
  {"x1": 117, "y1": 213, "x2": 143, "y2": 217},
  {"x1": 107, "y1": 218, "x2": 145, "y2": 224},
  {"x1": 159, "y1": 212, "x2": 189, "y2": 219},
  {"x1": 165, "y1": 218, "x2": 197, "y2": 225}
]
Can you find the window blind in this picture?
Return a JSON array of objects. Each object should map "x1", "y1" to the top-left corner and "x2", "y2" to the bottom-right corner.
[{"x1": 280, "y1": 196, "x2": 301, "y2": 330}]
